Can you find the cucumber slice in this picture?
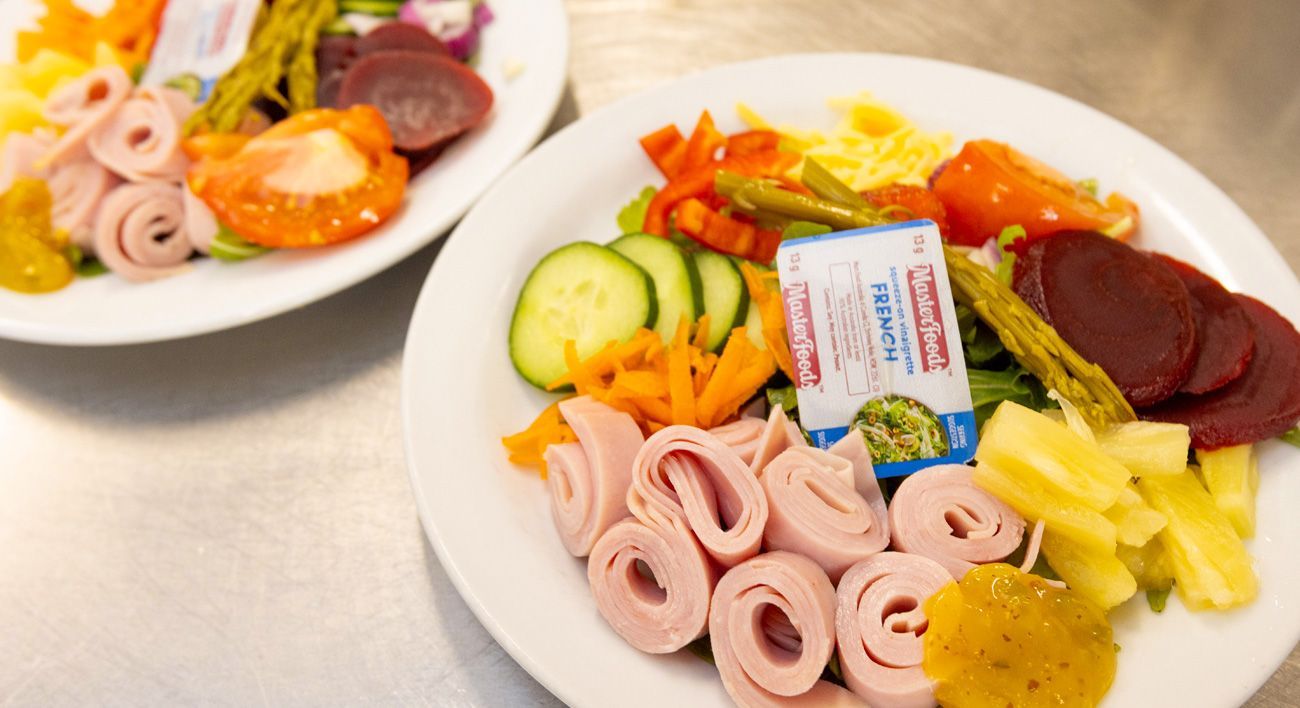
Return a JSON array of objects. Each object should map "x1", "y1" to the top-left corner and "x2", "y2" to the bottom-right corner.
[
  {"x1": 609, "y1": 233, "x2": 702, "y2": 342},
  {"x1": 693, "y1": 250, "x2": 749, "y2": 351},
  {"x1": 509, "y1": 242, "x2": 656, "y2": 388}
]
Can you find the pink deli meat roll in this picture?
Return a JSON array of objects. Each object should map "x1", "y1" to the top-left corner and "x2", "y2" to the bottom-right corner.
[
  {"x1": 48, "y1": 159, "x2": 121, "y2": 250},
  {"x1": 708, "y1": 405, "x2": 805, "y2": 474},
  {"x1": 760, "y1": 446, "x2": 888, "y2": 582},
  {"x1": 586, "y1": 512, "x2": 716, "y2": 654},
  {"x1": 93, "y1": 182, "x2": 194, "y2": 282},
  {"x1": 40, "y1": 65, "x2": 133, "y2": 167},
  {"x1": 628, "y1": 425, "x2": 768, "y2": 568},
  {"x1": 826, "y1": 429, "x2": 888, "y2": 527},
  {"x1": 543, "y1": 396, "x2": 644, "y2": 557},
  {"x1": 709, "y1": 551, "x2": 866, "y2": 707},
  {"x1": 0, "y1": 129, "x2": 52, "y2": 192},
  {"x1": 888, "y1": 464, "x2": 1025, "y2": 579},
  {"x1": 88, "y1": 86, "x2": 196, "y2": 182},
  {"x1": 835, "y1": 552, "x2": 952, "y2": 708}
]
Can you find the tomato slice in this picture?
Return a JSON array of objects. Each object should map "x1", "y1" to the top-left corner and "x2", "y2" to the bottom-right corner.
[
  {"x1": 863, "y1": 184, "x2": 950, "y2": 237},
  {"x1": 931, "y1": 139, "x2": 1139, "y2": 247},
  {"x1": 187, "y1": 106, "x2": 408, "y2": 248}
]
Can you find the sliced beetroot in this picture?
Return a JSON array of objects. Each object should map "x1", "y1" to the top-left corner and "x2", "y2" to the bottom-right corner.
[
  {"x1": 355, "y1": 22, "x2": 449, "y2": 57},
  {"x1": 315, "y1": 35, "x2": 359, "y2": 108},
  {"x1": 1152, "y1": 254, "x2": 1255, "y2": 394},
  {"x1": 1012, "y1": 230, "x2": 1197, "y2": 407},
  {"x1": 1141, "y1": 295, "x2": 1300, "y2": 449},
  {"x1": 336, "y1": 51, "x2": 493, "y2": 153}
]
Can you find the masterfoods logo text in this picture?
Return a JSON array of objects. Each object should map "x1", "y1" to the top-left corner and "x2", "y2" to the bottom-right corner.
[
  {"x1": 782, "y1": 280, "x2": 822, "y2": 388},
  {"x1": 907, "y1": 264, "x2": 951, "y2": 372}
]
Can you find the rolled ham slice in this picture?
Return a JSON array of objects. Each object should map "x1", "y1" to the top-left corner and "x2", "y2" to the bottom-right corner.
[
  {"x1": 835, "y1": 552, "x2": 953, "y2": 708},
  {"x1": 182, "y1": 182, "x2": 219, "y2": 254},
  {"x1": 760, "y1": 447, "x2": 888, "y2": 582},
  {"x1": 47, "y1": 159, "x2": 120, "y2": 250},
  {"x1": 827, "y1": 429, "x2": 888, "y2": 527},
  {"x1": 888, "y1": 464, "x2": 1025, "y2": 579},
  {"x1": 40, "y1": 65, "x2": 132, "y2": 167},
  {"x1": 543, "y1": 396, "x2": 644, "y2": 557},
  {"x1": 93, "y1": 182, "x2": 194, "y2": 282},
  {"x1": 709, "y1": 551, "x2": 866, "y2": 707},
  {"x1": 709, "y1": 405, "x2": 806, "y2": 475},
  {"x1": 628, "y1": 425, "x2": 768, "y2": 568},
  {"x1": 88, "y1": 86, "x2": 195, "y2": 182},
  {"x1": 586, "y1": 513, "x2": 715, "y2": 654}
]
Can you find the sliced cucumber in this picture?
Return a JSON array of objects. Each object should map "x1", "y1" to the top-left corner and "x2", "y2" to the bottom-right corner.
[
  {"x1": 609, "y1": 233, "x2": 702, "y2": 342},
  {"x1": 693, "y1": 250, "x2": 749, "y2": 351},
  {"x1": 509, "y1": 242, "x2": 656, "y2": 388}
]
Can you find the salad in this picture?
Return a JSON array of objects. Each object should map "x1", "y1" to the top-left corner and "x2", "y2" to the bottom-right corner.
[
  {"x1": 0, "y1": 0, "x2": 494, "y2": 293},
  {"x1": 498, "y1": 93, "x2": 1300, "y2": 707}
]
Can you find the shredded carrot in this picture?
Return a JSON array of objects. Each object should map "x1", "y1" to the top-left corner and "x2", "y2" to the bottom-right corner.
[
  {"x1": 668, "y1": 318, "x2": 698, "y2": 426},
  {"x1": 18, "y1": 0, "x2": 167, "y2": 68},
  {"x1": 505, "y1": 313, "x2": 779, "y2": 468},
  {"x1": 739, "y1": 261, "x2": 796, "y2": 381},
  {"x1": 501, "y1": 401, "x2": 577, "y2": 479}
]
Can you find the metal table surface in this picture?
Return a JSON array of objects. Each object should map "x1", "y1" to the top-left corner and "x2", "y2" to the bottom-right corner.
[{"x1": 2, "y1": 0, "x2": 1297, "y2": 705}]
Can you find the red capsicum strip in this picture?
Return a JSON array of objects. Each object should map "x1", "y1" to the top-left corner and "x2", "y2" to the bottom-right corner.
[
  {"x1": 639, "y1": 125, "x2": 687, "y2": 180},
  {"x1": 642, "y1": 149, "x2": 799, "y2": 236},
  {"x1": 725, "y1": 130, "x2": 780, "y2": 156},
  {"x1": 675, "y1": 198, "x2": 782, "y2": 263}
]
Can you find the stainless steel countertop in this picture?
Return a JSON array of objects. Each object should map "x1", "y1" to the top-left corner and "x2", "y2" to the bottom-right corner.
[{"x1": 2, "y1": 1, "x2": 1297, "y2": 705}]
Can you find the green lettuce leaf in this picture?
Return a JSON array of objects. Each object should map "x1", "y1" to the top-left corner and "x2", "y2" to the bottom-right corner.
[
  {"x1": 210, "y1": 225, "x2": 272, "y2": 262},
  {"x1": 617, "y1": 186, "x2": 657, "y2": 234},
  {"x1": 968, "y1": 367, "x2": 1051, "y2": 429},
  {"x1": 1280, "y1": 428, "x2": 1300, "y2": 448}
]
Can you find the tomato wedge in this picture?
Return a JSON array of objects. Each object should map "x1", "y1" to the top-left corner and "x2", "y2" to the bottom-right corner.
[
  {"x1": 931, "y1": 139, "x2": 1139, "y2": 247},
  {"x1": 187, "y1": 105, "x2": 408, "y2": 248}
]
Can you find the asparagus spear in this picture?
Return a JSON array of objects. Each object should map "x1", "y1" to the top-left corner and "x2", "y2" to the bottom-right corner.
[{"x1": 715, "y1": 163, "x2": 1137, "y2": 427}]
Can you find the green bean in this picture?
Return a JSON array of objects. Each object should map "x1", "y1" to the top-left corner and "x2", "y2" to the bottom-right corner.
[{"x1": 714, "y1": 171, "x2": 890, "y2": 230}]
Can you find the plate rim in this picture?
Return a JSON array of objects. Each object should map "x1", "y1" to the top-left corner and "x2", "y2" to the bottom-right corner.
[
  {"x1": 0, "y1": 0, "x2": 571, "y2": 347},
  {"x1": 402, "y1": 51, "x2": 1300, "y2": 708}
]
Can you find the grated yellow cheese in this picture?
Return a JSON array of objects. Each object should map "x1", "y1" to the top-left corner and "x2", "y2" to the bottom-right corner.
[{"x1": 737, "y1": 92, "x2": 953, "y2": 192}]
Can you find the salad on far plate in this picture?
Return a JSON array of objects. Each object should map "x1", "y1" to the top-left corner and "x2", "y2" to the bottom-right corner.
[
  {"x1": 0, "y1": 0, "x2": 494, "y2": 293},
  {"x1": 496, "y1": 91, "x2": 1300, "y2": 707}
]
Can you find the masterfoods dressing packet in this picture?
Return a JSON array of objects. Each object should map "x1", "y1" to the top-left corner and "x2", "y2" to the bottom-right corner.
[{"x1": 776, "y1": 219, "x2": 977, "y2": 477}]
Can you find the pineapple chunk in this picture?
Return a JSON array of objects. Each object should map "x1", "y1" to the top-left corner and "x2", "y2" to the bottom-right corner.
[
  {"x1": 1117, "y1": 537, "x2": 1174, "y2": 591},
  {"x1": 1138, "y1": 470, "x2": 1258, "y2": 610},
  {"x1": 1105, "y1": 482, "x2": 1168, "y2": 546},
  {"x1": 973, "y1": 462, "x2": 1117, "y2": 553},
  {"x1": 1041, "y1": 530, "x2": 1138, "y2": 610},
  {"x1": 976, "y1": 402, "x2": 1129, "y2": 511},
  {"x1": 1196, "y1": 445, "x2": 1259, "y2": 539},
  {"x1": 1095, "y1": 421, "x2": 1191, "y2": 477}
]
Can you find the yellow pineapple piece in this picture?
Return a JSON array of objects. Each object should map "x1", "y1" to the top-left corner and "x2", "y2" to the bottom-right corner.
[
  {"x1": 1105, "y1": 482, "x2": 1167, "y2": 546},
  {"x1": 976, "y1": 402, "x2": 1129, "y2": 511},
  {"x1": 1196, "y1": 445, "x2": 1258, "y2": 539},
  {"x1": 973, "y1": 462, "x2": 1117, "y2": 553},
  {"x1": 1041, "y1": 530, "x2": 1137, "y2": 610},
  {"x1": 1095, "y1": 421, "x2": 1191, "y2": 477},
  {"x1": 1138, "y1": 470, "x2": 1258, "y2": 610},
  {"x1": 1117, "y1": 537, "x2": 1174, "y2": 591}
]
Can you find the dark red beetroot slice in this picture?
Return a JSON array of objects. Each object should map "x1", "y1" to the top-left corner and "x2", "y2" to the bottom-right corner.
[
  {"x1": 336, "y1": 51, "x2": 493, "y2": 153},
  {"x1": 1012, "y1": 231, "x2": 1197, "y2": 407},
  {"x1": 315, "y1": 35, "x2": 359, "y2": 108},
  {"x1": 355, "y1": 22, "x2": 450, "y2": 57},
  {"x1": 1152, "y1": 254, "x2": 1255, "y2": 394},
  {"x1": 1141, "y1": 295, "x2": 1300, "y2": 449}
]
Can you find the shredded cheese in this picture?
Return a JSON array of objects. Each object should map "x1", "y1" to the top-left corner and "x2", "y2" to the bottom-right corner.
[{"x1": 737, "y1": 92, "x2": 953, "y2": 192}]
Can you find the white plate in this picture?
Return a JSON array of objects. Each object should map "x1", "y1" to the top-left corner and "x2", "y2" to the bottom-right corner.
[
  {"x1": 0, "y1": 0, "x2": 568, "y2": 345},
  {"x1": 402, "y1": 54, "x2": 1300, "y2": 708}
]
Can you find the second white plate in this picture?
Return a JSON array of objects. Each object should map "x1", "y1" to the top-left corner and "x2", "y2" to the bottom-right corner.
[{"x1": 0, "y1": 0, "x2": 568, "y2": 345}]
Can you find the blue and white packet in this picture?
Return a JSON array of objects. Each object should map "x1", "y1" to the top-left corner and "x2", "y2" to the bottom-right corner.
[{"x1": 775, "y1": 219, "x2": 977, "y2": 478}]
